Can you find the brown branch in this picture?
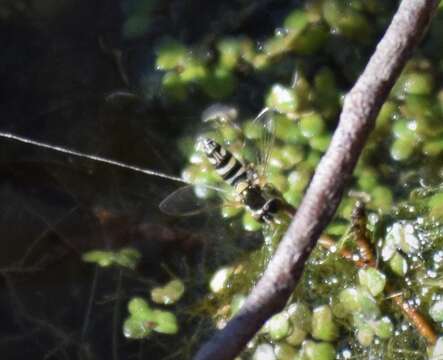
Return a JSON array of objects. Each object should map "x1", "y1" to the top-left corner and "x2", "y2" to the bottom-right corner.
[
  {"x1": 194, "y1": 1, "x2": 439, "y2": 359},
  {"x1": 389, "y1": 288, "x2": 438, "y2": 345}
]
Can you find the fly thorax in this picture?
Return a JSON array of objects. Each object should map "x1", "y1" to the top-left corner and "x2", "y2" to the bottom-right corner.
[{"x1": 242, "y1": 185, "x2": 267, "y2": 212}]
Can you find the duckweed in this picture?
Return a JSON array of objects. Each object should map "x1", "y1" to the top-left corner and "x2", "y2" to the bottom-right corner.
[
  {"x1": 357, "y1": 325, "x2": 374, "y2": 347},
  {"x1": 401, "y1": 72, "x2": 434, "y2": 96},
  {"x1": 209, "y1": 266, "x2": 234, "y2": 293},
  {"x1": 370, "y1": 186, "x2": 393, "y2": 213},
  {"x1": 309, "y1": 134, "x2": 330, "y2": 152},
  {"x1": 430, "y1": 301, "x2": 443, "y2": 322},
  {"x1": 217, "y1": 38, "x2": 242, "y2": 70},
  {"x1": 144, "y1": 1, "x2": 443, "y2": 358},
  {"x1": 128, "y1": 297, "x2": 151, "y2": 316},
  {"x1": 431, "y1": 337, "x2": 443, "y2": 359},
  {"x1": 358, "y1": 268, "x2": 386, "y2": 297},
  {"x1": 423, "y1": 138, "x2": 443, "y2": 156},
  {"x1": 287, "y1": 302, "x2": 312, "y2": 332},
  {"x1": 338, "y1": 288, "x2": 363, "y2": 313},
  {"x1": 373, "y1": 317, "x2": 393, "y2": 339},
  {"x1": 264, "y1": 312, "x2": 291, "y2": 341},
  {"x1": 287, "y1": 169, "x2": 312, "y2": 192},
  {"x1": 390, "y1": 137, "x2": 417, "y2": 161},
  {"x1": 388, "y1": 251, "x2": 408, "y2": 276},
  {"x1": 201, "y1": 67, "x2": 236, "y2": 99},
  {"x1": 243, "y1": 119, "x2": 263, "y2": 140},
  {"x1": 252, "y1": 344, "x2": 276, "y2": 360},
  {"x1": 274, "y1": 343, "x2": 297, "y2": 360},
  {"x1": 339, "y1": 287, "x2": 380, "y2": 318},
  {"x1": 386, "y1": 222, "x2": 420, "y2": 254},
  {"x1": 266, "y1": 85, "x2": 298, "y2": 114},
  {"x1": 155, "y1": 40, "x2": 188, "y2": 70},
  {"x1": 123, "y1": 297, "x2": 178, "y2": 339},
  {"x1": 311, "y1": 305, "x2": 338, "y2": 341},
  {"x1": 428, "y1": 192, "x2": 443, "y2": 220},
  {"x1": 299, "y1": 113, "x2": 325, "y2": 139},
  {"x1": 82, "y1": 248, "x2": 141, "y2": 270},
  {"x1": 179, "y1": 61, "x2": 207, "y2": 83},
  {"x1": 283, "y1": 10, "x2": 309, "y2": 34},
  {"x1": 151, "y1": 279, "x2": 185, "y2": 305},
  {"x1": 149, "y1": 310, "x2": 179, "y2": 334},
  {"x1": 285, "y1": 327, "x2": 307, "y2": 347},
  {"x1": 301, "y1": 341, "x2": 336, "y2": 360}
]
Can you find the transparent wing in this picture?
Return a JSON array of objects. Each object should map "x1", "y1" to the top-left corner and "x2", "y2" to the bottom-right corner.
[
  {"x1": 253, "y1": 107, "x2": 277, "y2": 178},
  {"x1": 199, "y1": 104, "x2": 281, "y2": 180},
  {"x1": 201, "y1": 103, "x2": 239, "y2": 128},
  {"x1": 159, "y1": 184, "x2": 228, "y2": 217},
  {"x1": 200, "y1": 103, "x2": 245, "y2": 148}
]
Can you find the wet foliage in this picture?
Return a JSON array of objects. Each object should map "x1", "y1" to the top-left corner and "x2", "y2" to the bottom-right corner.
[{"x1": 2, "y1": 0, "x2": 443, "y2": 359}]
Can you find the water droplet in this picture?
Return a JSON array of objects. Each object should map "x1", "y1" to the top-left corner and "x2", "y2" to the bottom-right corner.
[
  {"x1": 427, "y1": 269, "x2": 438, "y2": 278},
  {"x1": 274, "y1": 27, "x2": 288, "y2": 37},
  {"x1": 407, "y1": 120, "x2": 417, "y2": 131},
  {"x1": 342, "y1": 349, "x2": 352, "y2": 359}
]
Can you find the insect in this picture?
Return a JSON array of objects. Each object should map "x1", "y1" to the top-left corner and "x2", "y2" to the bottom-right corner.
[
  {"x1": 0, "y1": 104, "x2": 296, "y2": 230},
  {"x1": 350, "y1": 200, "x2": 376, "y2": 267},
  {"x1": 158, "y1": 104, "x2": 298, "y2": 229}
]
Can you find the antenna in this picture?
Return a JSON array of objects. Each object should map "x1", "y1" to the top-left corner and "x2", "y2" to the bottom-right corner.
[{"x1": 0, "y1": 131, "x2": 226, "y2": 193}]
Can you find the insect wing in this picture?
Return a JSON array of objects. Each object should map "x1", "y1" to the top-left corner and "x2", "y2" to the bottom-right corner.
[
  {"x1": 201, "y1": 103, "x2": 239, "y2": 128},
  {"x1": 253, "y1": 107, "x2": 277, "y2": 178},
  {"x1": 200, "y1": 103, "x2": 245, "y2": 148},
  {"x1": 159, "y1": 184, "x2": 225, "y2": 216}
]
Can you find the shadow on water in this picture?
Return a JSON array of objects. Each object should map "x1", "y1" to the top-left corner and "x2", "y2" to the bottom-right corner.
[{"x1": 0, "y1": 1, "x2": 280, "y2": 359}]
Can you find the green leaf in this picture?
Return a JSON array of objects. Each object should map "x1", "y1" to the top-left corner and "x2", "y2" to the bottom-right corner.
[
  {"x1": 123, "y1": 317, "x2": 151, "y2": 339},
  {"x1": 430, "y1": 300, "x2": 443, "y2": 322},
  {"x1": 373, "y1": 316, "x2": 393, "y2": 339},
  {"x1": 156, "y1": 40, "x2": 188, "y2": 70},
  {"x1": 358, "y1": 268, "x2": 386, "y2": 296},
  {"x1": 284, "y1": 10, "x2": 309, "y2": 34},
  {"x1": 151, "y1": 279, "x2": 185, "y2": 305},
  {"x1": 266, "y1": 84, "x2": 298, "y2": 114},
  {"x1": 115, "y1": 248, "x2": 142, "y2": 270},
  {"x1": 311, "y1": 305, "x2": 338, "y2": 341},
  {"x1": 128, "y1": 297, "x2": 152, "y2": 318},
  {"x1": 82, "y1": 250, "x2": 114, "y2": 267},
  {"x1": 151, "y1": 310, "x2": 179, "y2": 334},
  {"x1": 357, "y1": 325, "x2": 374, "y2": 347},
  {"x1": 264, "y1": 312, "x2": 291, "y2": 341}
]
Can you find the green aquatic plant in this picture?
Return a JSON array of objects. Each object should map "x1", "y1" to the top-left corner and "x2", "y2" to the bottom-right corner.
[
  {"x1": 123, "y1": 297, "x2": 179, "y2": 339},
  {"x1": 151, "y1": 3, "x2": 340, "y2": 102},
  {"x1": 118, "y1": 0, "x2": 443, "y2": 358},
  {"x1": 151, "y1": 279, "x2": 185, "y2": 305},
  {"x1": 82, "y1": 248, "x2": 141, "y2": 270}
]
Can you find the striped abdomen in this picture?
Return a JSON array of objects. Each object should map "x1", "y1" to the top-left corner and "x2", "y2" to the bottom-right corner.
[{"x1": 200, "y1": 138, "x2": 248, "y2": 187}]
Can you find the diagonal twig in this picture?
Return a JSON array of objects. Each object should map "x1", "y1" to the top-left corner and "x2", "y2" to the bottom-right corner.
[{"x1": 194, "y1": 1, "x2": 440, "y2": 359}]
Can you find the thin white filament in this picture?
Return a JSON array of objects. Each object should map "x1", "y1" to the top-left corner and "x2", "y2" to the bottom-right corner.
[{"x1": 0, "y1": 131, "x2": 226, "y2": 193}]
